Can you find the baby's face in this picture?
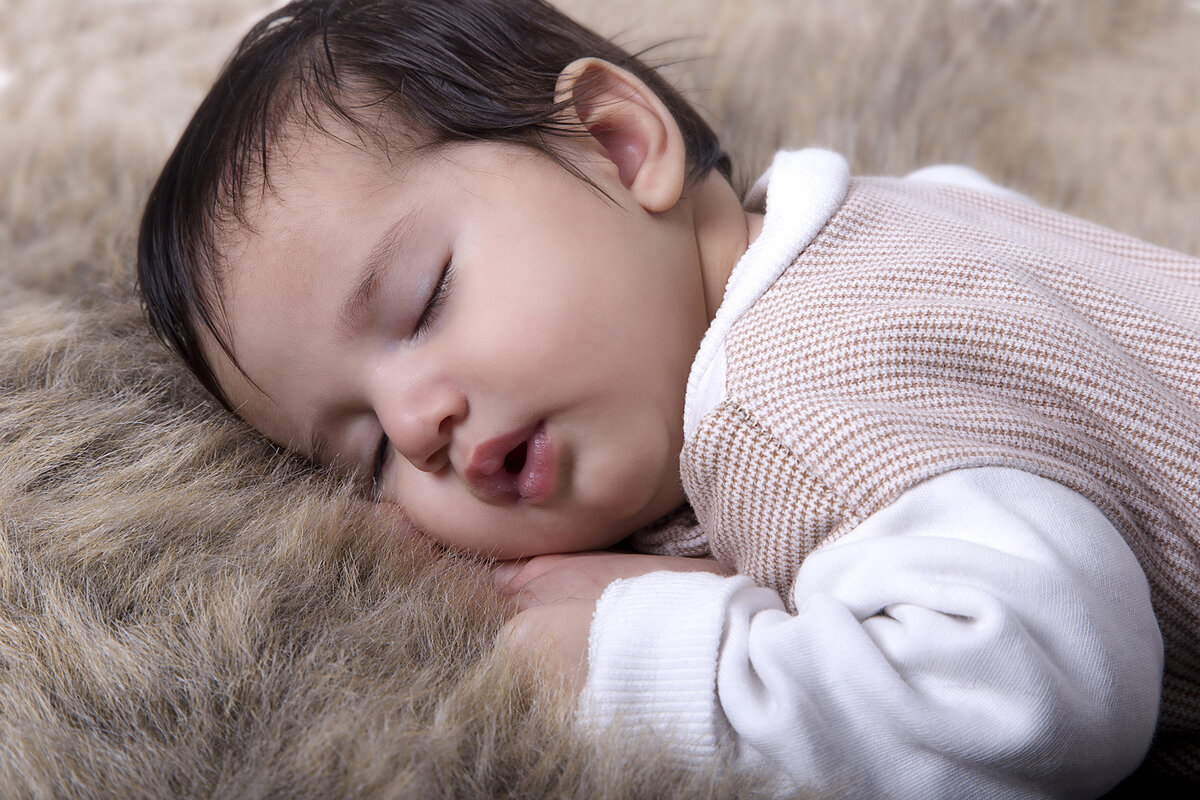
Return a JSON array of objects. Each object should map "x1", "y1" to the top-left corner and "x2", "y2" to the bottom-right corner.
[{"x1": 213, "y1": 130, "x2": 715, "y2": 558}]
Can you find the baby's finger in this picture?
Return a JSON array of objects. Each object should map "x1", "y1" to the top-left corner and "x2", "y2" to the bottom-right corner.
[{"x1": 490, "y1": 558, "x2": 527, "y2": 593}]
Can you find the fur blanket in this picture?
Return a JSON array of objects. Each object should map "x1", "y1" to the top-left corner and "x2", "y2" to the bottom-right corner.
[{"x1": 2, "y1": 1, "x2": 1197, "y2": 796}]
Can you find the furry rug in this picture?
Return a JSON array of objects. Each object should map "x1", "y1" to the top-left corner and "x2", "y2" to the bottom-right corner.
[{"x1": 2, "y1": 0, "x2": 1197, "y2": 796}]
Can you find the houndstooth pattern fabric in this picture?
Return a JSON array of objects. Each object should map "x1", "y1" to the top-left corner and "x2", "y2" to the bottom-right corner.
[
  {"x1": 670, "y1": 177, "x2": 1200, "y2": 779},
  {"x1": 626, "y1": 503, "x2": 708, "y2": 556}
]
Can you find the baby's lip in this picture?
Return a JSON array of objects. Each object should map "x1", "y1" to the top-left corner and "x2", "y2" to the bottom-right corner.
[{"x1": 464, "y1": 422, "x2": 557, "y2": 504}]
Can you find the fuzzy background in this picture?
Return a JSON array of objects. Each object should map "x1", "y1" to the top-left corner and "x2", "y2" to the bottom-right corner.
[{"x1": 2, "y1": 0, "x2": 1198, "y2": 797}]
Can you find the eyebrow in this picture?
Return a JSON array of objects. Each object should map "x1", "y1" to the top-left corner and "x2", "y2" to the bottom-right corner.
[{"x1": 338, "y1": 210, "x2": 420, "y2": 337}]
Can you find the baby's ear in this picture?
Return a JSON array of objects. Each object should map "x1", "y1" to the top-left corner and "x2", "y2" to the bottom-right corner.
[{"x1": 554, "y1": 58, "x2": 686, "y2": 213}]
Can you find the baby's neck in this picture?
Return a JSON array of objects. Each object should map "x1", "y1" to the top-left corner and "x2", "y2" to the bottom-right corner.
[{"x1": 689, "y1": 173, "x2": 764, "y2": 323}]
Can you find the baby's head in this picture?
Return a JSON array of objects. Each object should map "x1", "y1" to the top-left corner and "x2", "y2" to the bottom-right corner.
[{"x1": 139, "y1": 0, "x2": 755, "y2": 558}]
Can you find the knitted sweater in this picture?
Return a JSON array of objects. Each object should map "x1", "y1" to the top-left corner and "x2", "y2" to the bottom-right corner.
[{"x1": 581, "y1": 150, "x2": 1199, "y2": 795}]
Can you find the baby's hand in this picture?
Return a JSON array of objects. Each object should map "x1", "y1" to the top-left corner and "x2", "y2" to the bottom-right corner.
[
  {"x1": 492, "y1": 551, "x2": 732, "y2": 693},
  {"x1": 497, "y1": 598, "x2": 597, "y2": 694}
]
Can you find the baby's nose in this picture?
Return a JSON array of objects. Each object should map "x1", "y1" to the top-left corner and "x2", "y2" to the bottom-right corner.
[{"x1": 379, "y1": 383, "x2": 466, "y2": 473}]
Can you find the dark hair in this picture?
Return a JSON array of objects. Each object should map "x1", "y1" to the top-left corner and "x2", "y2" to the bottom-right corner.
[{"x1": 137, "y1": 0, "x2": 731, "y2": 410}]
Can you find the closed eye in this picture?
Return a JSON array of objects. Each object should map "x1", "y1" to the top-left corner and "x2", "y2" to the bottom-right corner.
[
  {"x1": 415, "y1": 260, "x2": 455, "y2": 335},
  {"x1": 372, "y1": 433, "x2": 390, "y2": 496}
]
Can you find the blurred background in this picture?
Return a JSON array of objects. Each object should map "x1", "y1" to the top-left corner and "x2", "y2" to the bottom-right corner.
[{"x1": 2, "y1": 0, "x2": 1198, "y2": 278}]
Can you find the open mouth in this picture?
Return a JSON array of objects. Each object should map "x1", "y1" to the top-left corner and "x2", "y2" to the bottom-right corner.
[
  {"x1": 503, "y1": 441, "x2": 528, "y2": 475},
  {"x1": 465, "y1": 423, "x2": 555, "y2": 504}
]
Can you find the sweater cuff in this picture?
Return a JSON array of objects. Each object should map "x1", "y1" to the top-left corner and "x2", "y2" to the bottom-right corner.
[{"x1": 576, "y1": 571, "x2": 757, "y2": 768}]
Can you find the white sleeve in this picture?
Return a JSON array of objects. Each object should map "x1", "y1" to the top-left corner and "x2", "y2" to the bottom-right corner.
[{"x1": 578, "y1": 468, "x2": 1162, "y2": 799}]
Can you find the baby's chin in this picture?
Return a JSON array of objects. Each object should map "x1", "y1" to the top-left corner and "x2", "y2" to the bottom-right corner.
[
  {"x1": 393, "y1": 488, "x2": 661, "y2": 561},
  {"x1": 461, "y1": 524, "x2": 633, "y2": 562}
]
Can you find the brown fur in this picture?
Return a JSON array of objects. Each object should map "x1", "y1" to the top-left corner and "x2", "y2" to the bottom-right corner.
[{"x1": 2, "y1": 1, "x2": 1197, "y2": 796}]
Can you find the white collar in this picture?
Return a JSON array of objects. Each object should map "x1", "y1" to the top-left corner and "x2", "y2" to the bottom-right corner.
[{"x1": 683, "y1": 149, "x2": 851, "y2": 438}]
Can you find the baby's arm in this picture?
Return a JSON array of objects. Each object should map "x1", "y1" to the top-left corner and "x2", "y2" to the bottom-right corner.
[{"x1": 568, "y1": 469, "x2": 1161, "y2": 798}]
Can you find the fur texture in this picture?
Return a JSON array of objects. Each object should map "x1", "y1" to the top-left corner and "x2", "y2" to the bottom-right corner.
[{"x1": 2, "y1": 0, "x2": 1197, "y2": 796}]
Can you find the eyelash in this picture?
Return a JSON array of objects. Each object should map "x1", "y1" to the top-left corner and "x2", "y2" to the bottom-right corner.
[
  {"x1": 372, "y1": 432, "x2": 390, "y2": 491},
  {"x1": 374, "y1": 259, "x2": 455, "y2": 490},
  {"x1": 414, "y1": 260, "x2": 455, "y2": 336}
]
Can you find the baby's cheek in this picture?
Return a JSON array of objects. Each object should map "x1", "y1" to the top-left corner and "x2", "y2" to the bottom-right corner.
[{"x1": 352, "y1": 502, "x2": 442, "y2": 571}]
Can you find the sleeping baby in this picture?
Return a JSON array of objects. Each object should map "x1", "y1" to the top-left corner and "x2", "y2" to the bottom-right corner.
[{"x1": 136, "y1": 0, "x2": 1200, "y2": 796}]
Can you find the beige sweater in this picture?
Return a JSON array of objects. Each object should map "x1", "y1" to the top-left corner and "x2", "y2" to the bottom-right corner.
[{"x1": 614, "y1": 150, "x2": 1199, "y2": 785}]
